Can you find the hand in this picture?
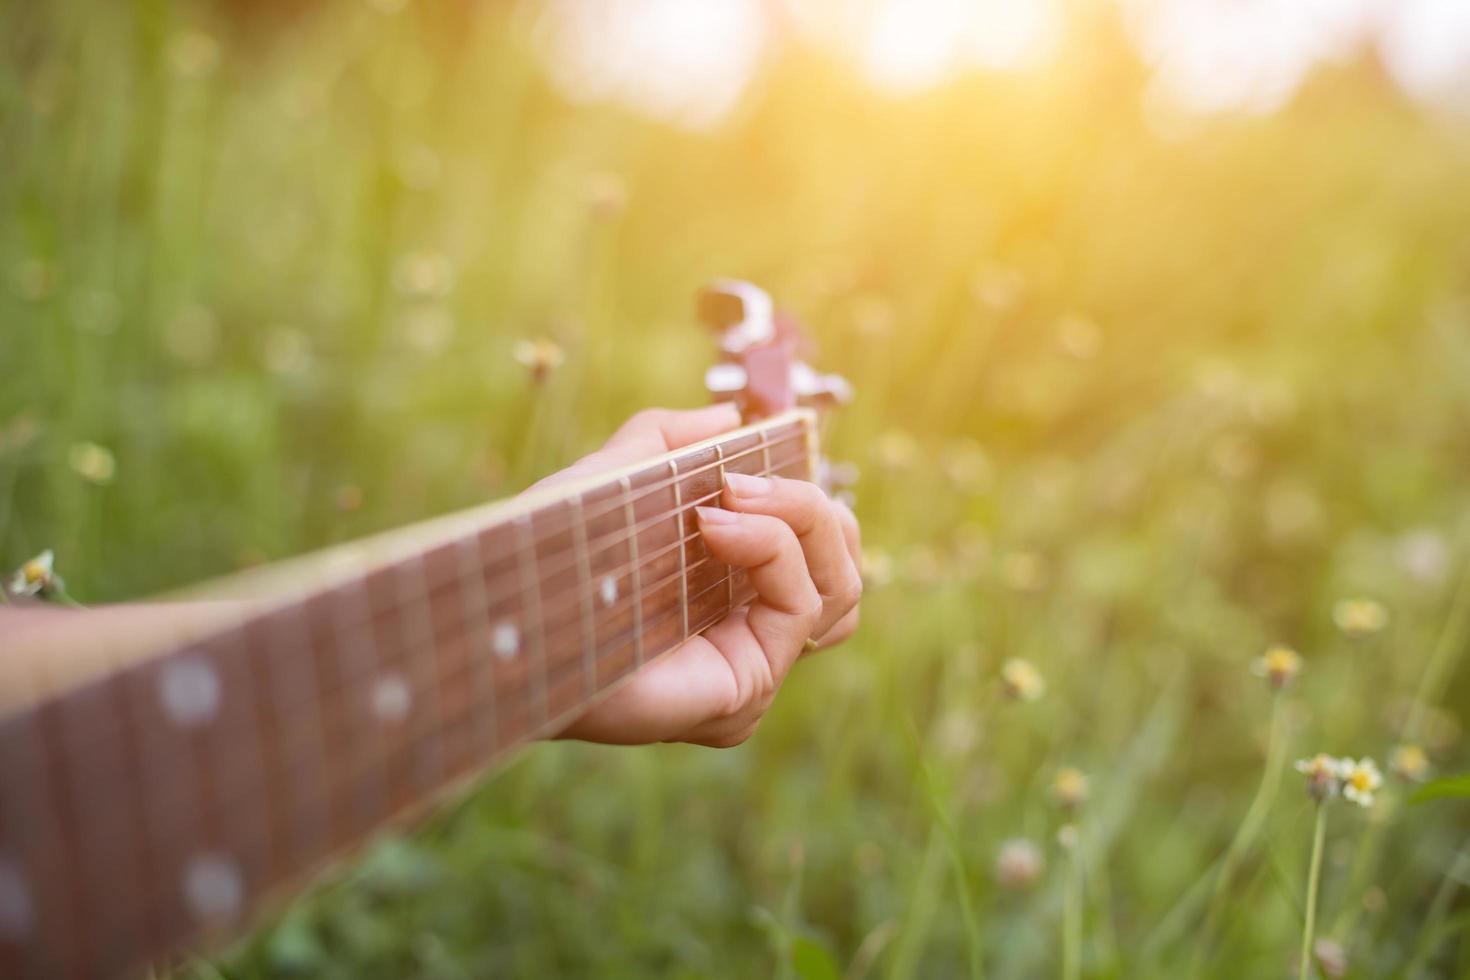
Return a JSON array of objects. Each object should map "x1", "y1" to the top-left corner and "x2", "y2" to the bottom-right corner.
[{"x1": 534, "y1": 404, "x2": 862, "y2": 747}]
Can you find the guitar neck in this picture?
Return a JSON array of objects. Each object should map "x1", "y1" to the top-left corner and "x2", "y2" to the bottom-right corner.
[{"x1": 0, "y1": 409, "x2": 818, "y2": 979}]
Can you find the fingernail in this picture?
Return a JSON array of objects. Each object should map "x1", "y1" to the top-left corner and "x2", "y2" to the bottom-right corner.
[
  {"x1": 725, "y1": 472, "x2": 773, "y2": 497},
  {"x1": 695, "y1": 505, "x2": 740, "y2": 525}
]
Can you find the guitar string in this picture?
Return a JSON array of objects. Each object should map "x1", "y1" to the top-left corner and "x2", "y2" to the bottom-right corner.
[
  {"x1": 22, "y1": 448, "x2": 805, "y2": 785},
  {"x1": 316, "y1": 427, "x2": 809, "y2": 634},
  {"x1": 15, "y1": 481, "x2": 781, "y2": 964},
  {"x1": 87, "y1": 590, "x2": 752, "y2": 942},
  {"x1": 72, "y1": 561, "x2": 756, "y2": 853},
  {"x1": 289, "y1": 529, "x2": 758, "y2": 741},
  {"x1": 316, "y1": 443, "x2": 806, "y2": 688},
  {"x1": 8, "y1": 430, "x2": 811, "y2": 935},
  {"x1": 0, "y1": 431, "x2": 805, "y2": 717}
]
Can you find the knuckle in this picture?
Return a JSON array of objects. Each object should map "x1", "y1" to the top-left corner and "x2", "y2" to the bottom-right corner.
[
  {"x1": 784, "y1": 479, "x2": 833, "y2": 521},
  {"x1": 797, "y1": 593, "x2": 825, "y2": 627},
  {"x1": 830, "y1": 579, "x2": 863, "y2": 615}
]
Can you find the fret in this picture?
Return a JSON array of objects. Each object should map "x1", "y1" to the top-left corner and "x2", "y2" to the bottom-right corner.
[
  {"x1": 326, "y1": 579, "x2": 390, "y2": 839},
  {"x1": 514, "y1": 515, "x2": 550, "y2": 730},
  {"x1": 415, "y1": 542, "x2": 474, "y2": 777},
  {"x1": 456, "y1": 533, "x2": 500, "y2": 759},
  {"x1": 261, "y1": 606, "x2": 332, "y2": 872},
  {"x1": 714, "y1": 442, "x2": 735, "y2": 614},
  {"x1": 228, "y1": 619, "x2": 288, "y2": 897},
  {"x1": 570, "y1": 493, "x2": 598, "y2": 698},
  {"x1": 669, "y1": 459, "x2": 690, "y2": 639},
  {"x1": 145, "y1": 629, "x2": 223, "y2": 958},
  {"x1": 393, "y1": 555, "x2": 445, "y2": 804},
  {"x1": 619, "y1": 474, "x2": 645, "y2": 667},
  {"x1": 185, "y1": 633, "x2": 272, "y2": 952}
]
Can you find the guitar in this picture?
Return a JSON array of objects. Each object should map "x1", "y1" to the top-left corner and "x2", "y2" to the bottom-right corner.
[{"x1": 0, "y1": 280, "x2": 853, "y2": 979}]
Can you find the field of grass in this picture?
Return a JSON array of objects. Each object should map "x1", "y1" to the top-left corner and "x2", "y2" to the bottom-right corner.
[{"x1": 4, "y1": 2, "x2": 1470, "y2": 977}]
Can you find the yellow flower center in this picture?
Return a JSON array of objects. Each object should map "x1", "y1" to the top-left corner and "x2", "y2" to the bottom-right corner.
[{"x1": 22, "y1": 560, "x2": 47, "y2": 584}]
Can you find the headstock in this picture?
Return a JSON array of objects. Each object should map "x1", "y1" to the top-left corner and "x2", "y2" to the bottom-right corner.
[
  {"x1": 698, "y1": 279, "x2": 853, "y2": 419},
  {"x1": 698, "y1": 279, "x2": 856, "y2": 500}
]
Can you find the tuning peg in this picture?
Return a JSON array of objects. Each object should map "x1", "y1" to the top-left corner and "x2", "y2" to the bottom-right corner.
[
  {"x1": 791, "y1": 361, "x2": 854, "y2": 408},
  {"x1": 704, "y1": 362, "x2": 746, "y2": 401},
  {"x1": 818, "y1": 457, "x2": 859, "y2": 490},
  {"x1": 698, "y1": 279, "x2": 775, "y2": 355},
  {"x1": 818, "y1": 457, "x2": 860, "y2": 508},
  {"x1": 698, "y1": 278, "x2": 857, "y2": 422}
]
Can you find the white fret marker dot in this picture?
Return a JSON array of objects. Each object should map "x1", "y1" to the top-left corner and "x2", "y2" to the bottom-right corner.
[
  {"x1": 371, "y1": 674, "x2": 412, "y2": 723},
  {"x1": 183, "y1": 853, "x2": 243, "y2": 923},
  {"x1": 600, "y1": 575, "x2": 618, "y2": 607},
  {"x1": 159, "y1": 657, "x2": 221, "y2": 727},
  {"x1": 0, "y1": 858, "x2": 33, "y2": 940},
  {"x1": 492, "y1": 621, "x2": 520, "y2": 661}
]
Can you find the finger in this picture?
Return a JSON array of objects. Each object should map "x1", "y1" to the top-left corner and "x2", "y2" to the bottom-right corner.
[
  {"x1": 554, "y1": 635, "x2": 742, "y2": 744},
  {"x1": 809, "y1": 606, "x2": 858, "y2": 653},
  {"x1": 833, "y1": 498, "x2": 862, "y2": 568},
  {"x1": 601, "y1": 404, "x2": 742, "y2": 456},
  {"x1": 720, "y1": 474, "x2": 862, "y2": 639},
  {"x1": 695, "y1": 506, "x2": 820, "y2": 681}
]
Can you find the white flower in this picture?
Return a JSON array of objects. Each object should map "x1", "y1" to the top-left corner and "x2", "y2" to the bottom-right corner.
[
  {"x1": 994, "y1": 838, "x2": 1044, "y2": 889},
  {"x1": 1338, "y1": 757, "x2": 1382, "y2": 808},
  {"x1": 999, "y1": 658, "x2": 1045, "y2": 702},
  {"x1": 514, "y1": 338, "x2": 565, "y2": 382},
  {"x1": 8, "y1": 549, "x2": 55, "y2": 597},
  {"x1": 1250, "y1": 645, "x2": 1303, "y2": 689},
  {"x1": 1295, "y1": 753, "x2": 1341, "y2": 802}
]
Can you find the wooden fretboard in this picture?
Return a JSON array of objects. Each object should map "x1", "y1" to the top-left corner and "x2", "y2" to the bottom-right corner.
[{"x1": 0, "y1": 409, "x2": 817, "y2": 979}]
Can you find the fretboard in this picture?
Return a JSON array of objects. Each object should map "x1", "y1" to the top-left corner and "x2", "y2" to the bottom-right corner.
[{"x1": 0, "y1": 409, "x2": 817, "y2": 979}]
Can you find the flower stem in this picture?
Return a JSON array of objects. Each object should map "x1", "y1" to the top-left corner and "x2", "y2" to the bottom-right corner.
[
  {"x1": 1063, "y1": 841, "x2": 1082, "y2": 980},
  {"x1": 1191, "y1": 692, "x2": 1287, "y2": 974},
  {"x1": 1298, "y1": 805, "x2": 1328, "y2": 980}
]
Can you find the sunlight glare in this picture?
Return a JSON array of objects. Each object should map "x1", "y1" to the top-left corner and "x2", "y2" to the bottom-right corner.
[
  {"x1": 535, "y1": 0, "x2": 768, "y2": 129},
  {"x1": 860, "y1": 0, "x2": 1060, "y2": 94}
]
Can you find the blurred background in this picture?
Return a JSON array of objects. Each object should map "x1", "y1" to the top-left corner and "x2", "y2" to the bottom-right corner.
[{"x1": 4, "y1": 0, "x2": 1470, "y2": 976}]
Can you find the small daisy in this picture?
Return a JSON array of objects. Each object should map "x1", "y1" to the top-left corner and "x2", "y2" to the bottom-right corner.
[
  {"x1": 1338, "y1": 757, "x2": 1382, "y2": 808},
  {"x1": 1251, "y1": 644, "x2": 1304, "y2": 690},
  {"x1": 1051, "y1": 767, "x2": 1089, "y2": 810},
  {"x1": 1295, "y1": 753, "x2": 1341, "y2": 802},
  {"x1": 514, "y1": 338, "x2": 565, "y2": 382},
  {"x1": 1389, "y1": 744, "x2": 1430, "y2": 783},
  {"x1": 999, "y1": 658, "x2": 1045, "y2": 702},
  {"x1": 8, "y1": 549, "x2": 56, "y2": 598},
  {"x1": 1332, "y1": 598, "x2": 1388, "y2": 638},
  {"x1": 995, "y1": 838, "x2": 1043, "y2": 889}
]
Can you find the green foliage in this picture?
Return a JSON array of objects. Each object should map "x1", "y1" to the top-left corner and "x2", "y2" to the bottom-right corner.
[
  {"x1": 3, "y1": 2, "x2": 1469, "y2": 977},
  {"x1": 1410, "y1": 774, "x2": 1470, "y2": 805}
]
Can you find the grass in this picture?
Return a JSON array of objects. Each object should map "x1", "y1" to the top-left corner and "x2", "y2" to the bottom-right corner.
[{"x1": 3, "y1": 1, "x2": 1470, "y2": 977}]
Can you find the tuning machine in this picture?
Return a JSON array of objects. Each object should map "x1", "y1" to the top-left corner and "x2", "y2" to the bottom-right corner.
[{"x1": 698, "y1": 279, "x2": 853, "y2": 420}]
